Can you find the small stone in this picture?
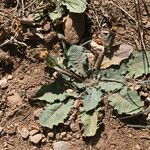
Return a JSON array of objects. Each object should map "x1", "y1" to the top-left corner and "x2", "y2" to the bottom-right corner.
[
  {"x1": 60, "y1": 132, "x2": 66, "y2": 138},
  {"x1": 7, "y1": 75, "x2": 13, "y2": 80},
  {"x1": 140, "y1": 91, "x2": 148, "y2": 97},
  {"x1": 29, "y1": 134, "x2": 43, "y2": 144},
  {"x1": 56, "y1": 133, "x2": 61, "y2": 140},
  {"x1": 7, "y1": 93, "x2": 22, "y2": 108},
  {"x1": 0, "y1": 126, "x2": 5, "y2": 136},
  {"x1": 65, "y1": 134, "x2": 72, "y2": 140},
  {"x1": 48, "y1": 132, "x2": 54, "y2": 138},
  {"x1": 145, "y1": 22, "x2": 150, "y2": 29},
  {"x1": 70, "y1": 122, "x2": 80, "y2": 132},
  {"x1": 94, "y1": 0, "x2": 99, "y2": 5},
  {"x1": 20, "y1": 128, "x2": 30, "y2": 139},
  {"x1": 0, "y1": 126, "x2": 3, "y2": 133},
  {"x1": 76, "y1": 134, "x2": 80, "y2": 139},
  {"x1": 41, "y1": 137, "x2": 47, "y2": 143},
  {"x1": 146, "y1": 113, "x2": 150, "y2": 124},
  {"x1": 53, "y1": 141, "x2": 71, "y2": 150},
  {"x1": 66, "y1": 89, "x2": 74, "y2": 93},
  {"x1": 30, "y1": 129, "x2": 39, "y2": 136},
  {"x1": 0, "y1": 110, "x2": 3, "y2": 118},
  {"x1": 128, "y1": 134, "x2": 133, "y2": 138},
  {"x1": 135, "y1": 144, "x2": 141, "y2": 150},
  {"x1": 72, "y1": 138, "x2": 75, "y2": 142},
  {"x1": 53, "y1": 72, "x2": 59, "y2": 78},
  {"x1": 0, "y1": 78, "x2": 8, "y2": 89}
]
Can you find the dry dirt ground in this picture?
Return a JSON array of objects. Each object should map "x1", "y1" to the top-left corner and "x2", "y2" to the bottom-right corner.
[{"x1": 0, "y1": 0, "x2": 150, "y2": 150}]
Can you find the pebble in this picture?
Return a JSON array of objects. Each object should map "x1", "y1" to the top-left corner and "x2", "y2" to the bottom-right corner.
[
  {"x1": 75, "y1": 134, "x2": 80, "y2": 139},
  {"x1": 48, "y1": 132, "x2": 54, "y2": 139},
  {"x1": 7, "y1": 75, "x2": 13, "y2": 80},
  {"x1": 0, "y1": 126, "x2": 3, "y2": 133},
  {"x1": 135, "y1": 144, "x2": 141, "y2": 150},
  {"x1": 7, "y1": 93, "x2": 22, "y2": 108},
  {"x1": 0, "y1": 110, "x2": 3, "y2": 118},
  {"x1": 65, "y1": 134, "x2": 72, "y2": 140},
  {"x1": 146, "y1": 113, "x2": 150, "y2": 124},
  {"x1": 53, "y1": 72, "x2": 59, "y2": 78},
  {"x1": 66, "y1": 89, "x2": 74, "y2": 93},
  {"x1": 41, "y1": 137, "x2": 47, "y2": 143},
  {"x1": 70, "y1": 122, "x2": 79, "y2": 132},
  {"x1": 29, "y1": 134, "x2": 43, "y2": 144},
  {"x1": 30, "y1": 129, "x2": 39, "y2": 136},
  {"x1": 53, "y1": 141, "x2": 71, "y2": 150},
  {"x1": 60, "y1": 132, "x2": 66, "y2": 138},
  {"x1": 0, "y1": 78, "x2": 8, "y2": 89},
  {"x1": 56, "y1": 133, "x2": 61, "y2": 140},
  {"x1": 20, "y1": 128, "x2": 30, "y2": 139}
]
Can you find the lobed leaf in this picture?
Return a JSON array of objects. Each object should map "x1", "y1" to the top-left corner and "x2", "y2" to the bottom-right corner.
[{"x1": 39, "y1": 99, "x2": 74, "y2": 128}]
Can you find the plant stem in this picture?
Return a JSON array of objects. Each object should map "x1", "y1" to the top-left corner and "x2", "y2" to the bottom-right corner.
[{"x1": 100, "y1": 78, "x2": 126, "y2": 85}]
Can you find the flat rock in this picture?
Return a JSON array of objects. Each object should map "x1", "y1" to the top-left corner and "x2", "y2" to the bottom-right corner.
[
  {"x1": 29, "y1": 129, "x2": 39, "y2": 136},
  {"x1": 7, "y1": 93, "x2": 22, "y2": 108},
  {"x1": 29, "y1": 134, "x2": 43, "y2": 144},
  {"x1": 20, "y1": 128, "x2": 29, "y2": 139},
  {"x1": 53, "y1": 141, "x2": 71, "y2": 150}
]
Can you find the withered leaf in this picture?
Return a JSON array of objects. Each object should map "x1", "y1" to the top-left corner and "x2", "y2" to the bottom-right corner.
[{"x1": 101, "y1": 44, "x2": 133, "y2": 69}]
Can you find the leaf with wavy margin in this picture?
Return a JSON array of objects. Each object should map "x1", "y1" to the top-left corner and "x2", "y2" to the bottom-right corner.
[
  {"x1": 67, "y1": 45, "x2": 89, "y2": 76},
  {"x1": 39, "y1": 99, "x2": 74, "y2": 128},
  {"x1": 82, "y1": 87, "x2": 103, "y2": 112}
]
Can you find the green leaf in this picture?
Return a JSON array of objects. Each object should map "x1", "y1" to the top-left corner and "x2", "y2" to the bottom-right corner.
[
  {"x1": 48, "y1": 9, "x2": 63, "y2": 21},
  {"x1": 33, "y1": 11, "x2": 44, "y2": 21},
  {"x1": 60, "y1": 0, "x2": 86, "y2": 13},
  {"x1": 36, "y1": 78, "x2": 68, "y2": 97},
  {"x1": 39, "y1": 99, "x2": 74, "y2": 128},
  {"x1": 99, "y1": 63, "x2": 128, "y2": 80},
  {"x1": 67, "y1": 45, "x2": 89, "y2": 76},
  {"x1": 98, "y1": 82, "x2": 123, "y2": 92},
  {"x1": 72, "y1": 82, "x2": 86, "y2": 90},
  {"x1": 38, "y1": 92, "x2": 78, "y2": 103},
  {"x1": 127, "y1": 51, "x2": 150, "y2": 78},
  {"x1": 80, "y1": 110, "x2": 98, "y2": 137},
  {"x1": 82, "y1": 87, "x2": 103, "y2": 112},
  {"x1": 108, "y1": 87, "x2": 144, "y2": 115}
]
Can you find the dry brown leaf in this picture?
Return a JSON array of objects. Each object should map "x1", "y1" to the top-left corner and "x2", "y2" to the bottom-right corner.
[
  {"x1": 63, "y1": 13, "x2": 85, "y2": 44},
  {"x1": 101, "y1": 44, "x2": 133, "y2": 69}
]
